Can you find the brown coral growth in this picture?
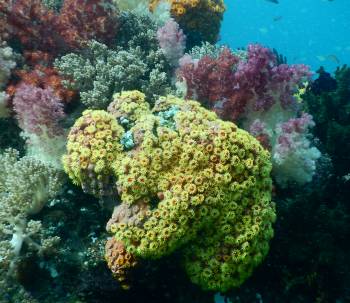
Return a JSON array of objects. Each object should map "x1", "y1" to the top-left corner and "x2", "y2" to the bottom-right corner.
[{"x1": 105, "y1": 237, "x2": 138, "y2": 290}]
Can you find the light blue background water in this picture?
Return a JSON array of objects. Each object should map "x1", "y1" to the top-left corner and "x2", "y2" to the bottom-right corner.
[{"x1": 220, "y1": 0, "x2": 350, "y2": 73}]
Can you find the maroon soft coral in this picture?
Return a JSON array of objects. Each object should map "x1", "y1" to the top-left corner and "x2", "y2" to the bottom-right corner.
[{"x1": 177, "y1": 44, "x2": 311, "y2": 122}]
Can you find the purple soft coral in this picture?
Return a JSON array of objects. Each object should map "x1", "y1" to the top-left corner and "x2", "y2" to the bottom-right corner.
[
  {"x1": 13, "y1": 84, "x2": 65, "y2": 137},
  {"x1": 235, "y1": 44, "x2": 311, "y2": 112}
]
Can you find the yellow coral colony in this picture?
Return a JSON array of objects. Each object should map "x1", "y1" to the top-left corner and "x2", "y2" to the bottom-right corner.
[{"x1": 63, "y1": 90, "x2": 276, "y2": 292}]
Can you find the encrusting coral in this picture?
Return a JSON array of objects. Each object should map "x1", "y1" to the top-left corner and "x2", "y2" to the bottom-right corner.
[
  {"x1": 105, "y1": 236, "x2": 138, "y2": 290},
  {"x1": 63, "y1": 90, "x2": 276, "y2": 292}
]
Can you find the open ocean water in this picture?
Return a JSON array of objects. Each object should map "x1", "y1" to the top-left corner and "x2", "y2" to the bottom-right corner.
[{"x1": 221, "y1": 0, "x2": 350, "y2": 72}]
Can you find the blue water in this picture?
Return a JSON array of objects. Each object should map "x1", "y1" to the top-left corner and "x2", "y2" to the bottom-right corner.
[{"x1": 221, "y1": 0, "x2": 350, "y2": 72}]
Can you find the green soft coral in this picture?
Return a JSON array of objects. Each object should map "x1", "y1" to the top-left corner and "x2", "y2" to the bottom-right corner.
[
  {"x1": 55, "y1": 38, "x2": 172, "y2": 109},
  {"x1": 0, "y1": 149, "x2": 62, "y2": 298}
]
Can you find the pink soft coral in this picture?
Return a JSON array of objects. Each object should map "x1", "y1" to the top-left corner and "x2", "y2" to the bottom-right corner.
[
  {"x1": 157, "y1": 19, "x2": 186, "y2": 67},
  {"x1": 250, "y1": 113, "x2": 321, "y2": 186},
  {"x1": 13, "y1": 84, "x2": 65, "y2": 137}
]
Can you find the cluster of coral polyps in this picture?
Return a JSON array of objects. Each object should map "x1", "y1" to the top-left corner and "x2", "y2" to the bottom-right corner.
[
  {"x1": 63, "y1": 90, "x2": 276, "y2": 292},
  {"x1": 105, "y1": 236, "x2": 138, "y2": 290},
  {"x1": 150, "y1": 0, "x2": 225, "y2": 46}
]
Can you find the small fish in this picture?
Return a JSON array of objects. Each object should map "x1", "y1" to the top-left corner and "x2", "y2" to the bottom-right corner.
[
  {"x1": 327, "y1": 54, "x2": 340, "y2": 64},
  {"x1": 316, "y1": 55, "x2": 340, "y2": 64},
  {"x1": 273, "y1": 16, "x2": 283, "y2": 21},
  {"x1": 265, "y1": 0, "x2": 279, "y2": 4},
  {"x1": 259, "y1": 27, "x2": 269, "y2": 34},
  {"x1": 316, "y1": 55, "x2": 326, "y2": 62}
]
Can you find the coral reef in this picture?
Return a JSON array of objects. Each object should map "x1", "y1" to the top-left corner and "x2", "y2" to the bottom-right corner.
[
  {"x1": 7, "y1": 65, "x2": 76, "y2": 104},
  {"x1": 58, "y1": 0, "x2": 119, "y2": 50},
  {"x1": 117, "y1": 10, "x2": 160, "y2": 51},
  {"x1": 42, "y1": 0, "x2": 64, "y2": 11},
  {"x1": 105, "y1": 237, "x2": 138, "y2": 290},
  {"x1": 13, "y1": 84, "x2": 65, "y2": 138},
  {"x1": 1, "y1": 1, "x2": 347, "y2": 301},
  {"x1": 0, "y1": 91, "x2": 9, "y2": 118},
  {"x1": 0, "y1": 0, "x2": 59, "y2": 53},
  {"x1": 113, "y1": 0, "x2": 149, "y2": 11},
  {"x1": 62, "y1": 108, "x2": 124, "y2": 196},
  {"x1": 178, "y1": 44, "x2": 310, "y2": 121},
  {"x1": 250, "y1": 113, "x2": 321, "y2": 186},
  {"x1": 63, "y1": 91, "x2": 276, "y2": 292},
  {"x1": 0, "y1": 42, "x2": 16, "y2": 89},
  {"x1": 222, "y1": 66, "x2": 350, "y2": 302}
]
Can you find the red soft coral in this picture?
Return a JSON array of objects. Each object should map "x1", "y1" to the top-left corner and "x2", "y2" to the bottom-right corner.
[
  {"x1": 178, "y1": 48, "x2": 238, "y2": 105},
  {"x1": 0, "y1": 0, "x2": 62, "y2": 52},
  {"x1": 0, "y1": 0, "x2": 119, "y2": 54},
  {"x1": 58, "y1": 0, "x2": 119, "y2": 49}
]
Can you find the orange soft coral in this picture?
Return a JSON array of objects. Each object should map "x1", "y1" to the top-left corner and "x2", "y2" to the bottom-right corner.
[
  {"x1": 7, "y1": 65, "x2": 76, "y2": 104},
  {"x1": 105, "y1": 237, "x2": 138, "y2": 290}
]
